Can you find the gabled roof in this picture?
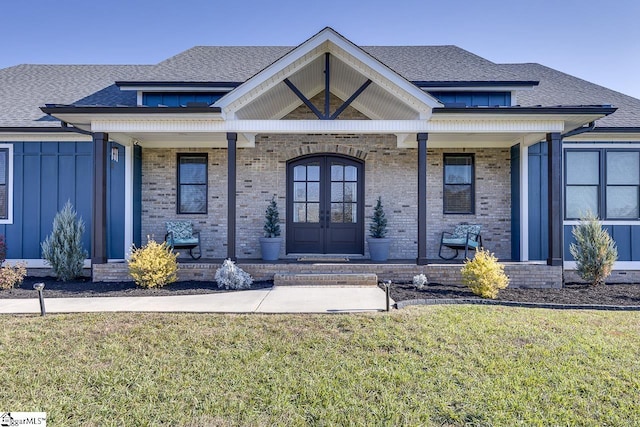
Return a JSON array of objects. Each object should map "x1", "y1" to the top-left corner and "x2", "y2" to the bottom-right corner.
[
  {"x1": 215, "y1": 27, "x2": 442, "y2": 120},
  {"x1": 127, "y1": 44, "x2": 527, "y2": 84}
]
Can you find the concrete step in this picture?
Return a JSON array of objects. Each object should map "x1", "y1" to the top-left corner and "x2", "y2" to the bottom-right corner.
[{"x1": 274, "y1": 273, "x2": 378, "y2": 287}]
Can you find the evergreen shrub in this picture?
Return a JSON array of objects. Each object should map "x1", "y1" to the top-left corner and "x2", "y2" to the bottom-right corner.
[
  {"x1": 369, "y1": 196, "x2": 388, "y2": 238},
  {"x1": 41, "y1": 201, "x2": 88, "y2": 281},
  {"x1": 570, "y1": 213, "x2": 617, "y2": 286},
  {"x1": 128, "y1": 238, "x2": 178, "y2": 288},
  {"x1": 461, "y1": 248, "x2": 509, "y2": 299},
  {"x1": 215, "y1": 259, "x2": 253, "y2": 290},
  {"x1": 263, "y1": 196, "x2": 281, "y2": 238}
]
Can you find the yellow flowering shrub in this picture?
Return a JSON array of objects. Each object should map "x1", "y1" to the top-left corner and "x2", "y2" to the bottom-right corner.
[
  {"x1": 461, "y1": 248, "x2": 509, "y2": 299},
  {"x1": 128, "y1": 238, "x2": 178, "y2": 288}
]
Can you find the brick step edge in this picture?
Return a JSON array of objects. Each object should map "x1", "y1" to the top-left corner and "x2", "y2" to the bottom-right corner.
[{"x1": 274, "y1": 273, "x2": 378, "y2": 287}]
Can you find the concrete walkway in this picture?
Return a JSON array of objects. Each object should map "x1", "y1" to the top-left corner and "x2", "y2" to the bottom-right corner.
[{"x1": 0, "y1": 286, "x2": 390, "y2": 314}]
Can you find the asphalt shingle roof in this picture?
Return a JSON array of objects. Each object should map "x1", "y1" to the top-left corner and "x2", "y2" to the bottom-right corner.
[
  {"x1": 0, "y1": 64, "x2": 151, "y2": 127},
  {"x1": 1, "y1": 45, "x2": 638, "y2": 128},
  {"x1": 505, "y1": 63, "x2": 640, "y2": 128}
]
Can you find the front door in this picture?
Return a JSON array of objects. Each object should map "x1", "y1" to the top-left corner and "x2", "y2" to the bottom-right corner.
[{"x1": 287, "y1": 155, "x2": 364, "y2": 254}]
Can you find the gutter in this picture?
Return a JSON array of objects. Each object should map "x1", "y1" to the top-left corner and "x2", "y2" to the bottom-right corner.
[
  {"x1": 40, "y1": 105, "x2": 222, "y2": 114},
  {"x1": 61, "y1": 121, "x2": 93, "y2": 136},
  {"x1": 433, "y1": 106, "x2": 617, "y2": 115},
  {"x1": 562, "y1": 121, "x2": 595, "y2": 138}
]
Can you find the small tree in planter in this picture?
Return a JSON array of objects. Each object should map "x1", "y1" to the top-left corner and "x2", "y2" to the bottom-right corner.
[
  {"x1": 367, "y1": 196, "x2": 391, "y2": 262},
  {"x1": 570, "y1": 213, "x2": 617, "y2": 286},
  {"x1": 41, "y1": 201, "x2": 88, "y2": 281},
  {"x1": 260, "y1": 196, "x2": 282, "y2": 261}
]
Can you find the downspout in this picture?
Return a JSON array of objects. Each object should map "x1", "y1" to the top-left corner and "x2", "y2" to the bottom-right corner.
[{"x1": 561, "y1": 121, "x2": 595, "y2": 138}]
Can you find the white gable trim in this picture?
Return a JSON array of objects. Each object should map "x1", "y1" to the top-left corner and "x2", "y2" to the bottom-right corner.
[{"x1": 215, "y1": 27, "x2": 441, "y2": 119}]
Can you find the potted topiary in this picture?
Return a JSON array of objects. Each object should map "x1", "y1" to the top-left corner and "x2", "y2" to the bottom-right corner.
[
  {"x1": 367, "y1": 196, "x2": 391, "y2": 262},
  {"x1": 259, "y1": 196, "x2": 282, "y2": 261}
]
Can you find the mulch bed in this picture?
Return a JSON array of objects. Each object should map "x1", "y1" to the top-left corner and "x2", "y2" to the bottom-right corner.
[
  {"x1": 3, "y1": 277, "x2": 640, "y2": 307},
  {"x1": 1, "y1": 277, "x2": 272, "y2": 299},
  {"x1": 386, "y1": 282, "x2": 640, "y2": 306}
]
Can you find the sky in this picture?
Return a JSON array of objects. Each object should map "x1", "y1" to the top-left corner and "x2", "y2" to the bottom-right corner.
[{"x1": 1, "y1": 0, "x2": 639, "y2": 99}]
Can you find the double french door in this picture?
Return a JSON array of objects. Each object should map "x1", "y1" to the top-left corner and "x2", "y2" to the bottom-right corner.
[{"x1": 286, "y1": 155, "x2": 364, "y2": 254}]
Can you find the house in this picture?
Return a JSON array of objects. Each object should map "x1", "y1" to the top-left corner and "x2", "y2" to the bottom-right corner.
[{"x1": 1, "y1": 27, "x2": 639, "y2": 287}]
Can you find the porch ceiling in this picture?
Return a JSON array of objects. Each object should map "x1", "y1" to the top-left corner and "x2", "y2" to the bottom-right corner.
[
  {"x1": 408, "y1": 132, "x2": 547, "y2": 148},
  {"x1": 108, "y1": 131, "x2": 255, "y2": 148}
]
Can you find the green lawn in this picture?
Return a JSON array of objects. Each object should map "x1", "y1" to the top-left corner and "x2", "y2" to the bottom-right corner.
[{"x1": 1, "y1": 306, "x2": 639, "y2": 426}]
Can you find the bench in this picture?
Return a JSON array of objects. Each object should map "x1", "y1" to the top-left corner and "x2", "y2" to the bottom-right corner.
[
  {"x1": 165, "y1": 221, "x2": 202, "y2": 260},
  {"x1": 438, "y1": 223, "x2": 482, "y2": 260}
]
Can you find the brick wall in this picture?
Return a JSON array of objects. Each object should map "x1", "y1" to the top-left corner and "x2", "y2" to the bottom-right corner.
[{"x1": 91, "y1": 261, "x2": 562, "y2": 288}]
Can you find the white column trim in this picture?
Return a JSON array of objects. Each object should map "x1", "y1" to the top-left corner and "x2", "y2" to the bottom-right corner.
[
  {"x1": 124, "y1": 144, "x2": 133, "y2": 258},
  {"x1": 519, "y1": 141, "x2": 529, "y2": 261},
  {"x1": 0, "y1": 144, "x2": 14, "y2": 225}
]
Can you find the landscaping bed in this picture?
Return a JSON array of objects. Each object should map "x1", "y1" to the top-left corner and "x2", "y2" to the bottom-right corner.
[
  {"x1": 387, "y1": 281, "x2": 640, "y2": 306},
  {"x1": 1, "y1": 276, "x2": 272, "y2": 299},
  {"x1": 3, "y1": 276, "x2": 640, "y2": 307}
]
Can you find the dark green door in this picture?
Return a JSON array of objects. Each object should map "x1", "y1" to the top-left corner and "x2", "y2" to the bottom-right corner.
[{"x1": 287, "y1": 155, "x2": 364, "y2": 254}]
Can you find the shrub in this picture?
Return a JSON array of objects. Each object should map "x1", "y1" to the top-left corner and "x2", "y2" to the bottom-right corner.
[
  {"x1": 412, "y1": 273, "x2": 429, "y2": 290},
  {"x1": 0, "y1": 262, "x2": 27, "y2": 290},
  {"x1": 41, "y1": 201, "x2": 88, "y2": 281},
  {"x1": 369, "y1": 196, "x2": 388, "y2": 238},
  {"x1": 0, "y1": 235, "x2": 6, "y2": 266},
  {"x1": 570, "y1": 213, "x2": 617, "y2": 286},
  {"x1": 461, "y1": 248, "x2": 509, "y2": 299},
  {"x1": 263, "y1": 196, "x2": 281, "y2": 238},
  {"x1": 215, "y1": 259, "x2": 253, "y2": 290},
  {"x1": 128, "y1": 238, "x2": 178, "y2": 288}
]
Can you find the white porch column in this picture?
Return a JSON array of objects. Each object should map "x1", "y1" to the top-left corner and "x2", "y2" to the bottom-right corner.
[{"x1": 519, "y1": 142, "x2": 529, "y2": 261}]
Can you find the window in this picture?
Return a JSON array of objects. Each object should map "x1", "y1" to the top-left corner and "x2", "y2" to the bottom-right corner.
[
  {"x1": 443, "y1": 154, "x2": 474, "y2": 214},
  {"x1": 428, "y1": 91, "x2": 511, "y2": 107},
  {"x1": 0, "y1": 145, "x2": 12, "y2": 223},
  {"x1": 177, "y1": 154, "x2": 207, "y2": 214},
  {"x1": 143, "y1": 92, "x2": 224, "y2": 107},
  {"x1": 565, "y1": 149, "x2": 640, "y2": 220},
  {"x1": 565, "y1": 151, "x2": 600, "y2": 218},
  {"x1": 606, "y1": 151, "x2": 639, "y2": 218}
]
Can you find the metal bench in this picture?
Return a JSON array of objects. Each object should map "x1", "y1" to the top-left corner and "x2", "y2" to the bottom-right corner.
[{"x1": 438, "y1": 223, "x2": 482, "y2": 260}]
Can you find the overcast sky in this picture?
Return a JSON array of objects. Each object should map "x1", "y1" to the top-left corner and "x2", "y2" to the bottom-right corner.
[{"x1": 1, "y1": 0, "x2": 639, "y2": 99}]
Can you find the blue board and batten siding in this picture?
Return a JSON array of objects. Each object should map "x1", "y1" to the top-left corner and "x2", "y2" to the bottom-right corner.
[
  {"x1": 564, "y1": 225, "x2": 640, "y2": 261},
  {"x1": 528, "y1": 142, "x2": 549, "y2": 261},
  {"x1": 1, "y1": 141, "x2": 127, "y2": 260}
]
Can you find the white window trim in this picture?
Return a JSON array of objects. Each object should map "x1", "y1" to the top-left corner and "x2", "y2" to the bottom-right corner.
[{"x1": 0, "y1": 144, "x2": 13, "y2": 224}]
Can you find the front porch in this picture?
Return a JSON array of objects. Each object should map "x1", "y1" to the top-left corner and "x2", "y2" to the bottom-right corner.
[{"x1": 92, "y1": 259, "x2": 563, "y2": 288}]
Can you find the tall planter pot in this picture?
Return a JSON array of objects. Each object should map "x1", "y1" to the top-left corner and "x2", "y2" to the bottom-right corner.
[
  {"x1": 260, "y1": 237, "x2": 282, "y2": 261},
  {"x1": 367, "y1": 237, "x2": 391, "y2": 262}
]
